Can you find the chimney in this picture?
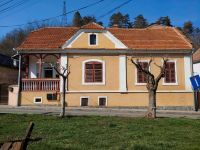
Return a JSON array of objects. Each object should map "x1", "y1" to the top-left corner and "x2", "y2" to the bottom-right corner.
[{"x1": 112, "y1": 24, "x2": 119, "y2": 28}]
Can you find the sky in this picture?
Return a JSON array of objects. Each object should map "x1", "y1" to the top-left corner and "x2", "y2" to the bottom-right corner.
[{"x1": 0, "y1": 0, "x2": 200, "y2": 38}]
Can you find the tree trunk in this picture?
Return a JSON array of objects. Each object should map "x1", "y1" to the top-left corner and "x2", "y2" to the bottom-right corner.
[
  {"x1": 60, "y1": 78, "x2": 66, "y2": 117},
  {"x1": 146, "y1": 89, "x2": 156, "y2": 118}
]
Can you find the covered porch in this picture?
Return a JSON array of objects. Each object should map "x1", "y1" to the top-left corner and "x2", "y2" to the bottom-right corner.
[{"x1": 21, "y1": 54, "x2": 61, "y2": 91}]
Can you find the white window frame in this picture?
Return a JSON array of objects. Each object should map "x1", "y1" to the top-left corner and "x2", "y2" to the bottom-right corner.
[
  {"x1": 98, "y1": 96, "x2": 108, "y2": 106},
  {"x1": 88, "y1": 33, "x2": 98, "y2": 46},
  {"x1": 162, "y1": 59, "x2": 178, "y2": 85},
  {"x1": 80, "y1": 96, "x2": 89, "y2": 106},
  {"x1": 34, "y1": 97, "x2": 42, "y2": 104},
  {"x1": 82, "y1": 59, "x2": 105, "y2": 85},
  {"x1": 135, "y1": 60, "x2": 150, "y2": 86}
]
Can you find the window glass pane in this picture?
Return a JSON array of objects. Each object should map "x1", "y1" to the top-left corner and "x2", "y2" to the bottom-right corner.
[
  {"x1": 90, "y1": 34, "x2": 96, "y2": 45},
  {"x1": 35, "y1": 98, "x2": 41, "y2": 103},
  {"x1": 86, "y1": 64, "x2": 93, "y2": 69},
  {"x1": 137, "y1": 62, "x2": 148, "y2": 83},
  {"x1": 99, "y1": 97, "x2": 106, "y2": 106},
  {"x1": 85, "y1": 61, "x2": 103, "y2": 83},
  {"x1": 165, "y1": 62, "x2": 176, "y2": 83},
  {"x1": 94, "y1": 64, "x2": 102, "y2": 69},
  {"x1": 81, "y1": 98, "x2": 88, "y2": 106},
  {"x1": 85, "y1": 70, "x2": 93, "y2": 82}
]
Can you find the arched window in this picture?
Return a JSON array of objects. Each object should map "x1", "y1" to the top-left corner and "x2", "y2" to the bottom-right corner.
[
  {"x1": 89, "y1": 34, "x2": 97, "y2": 45},
  {"x1": 85, "y1": 61, "x2": 102, "y2": 83}
]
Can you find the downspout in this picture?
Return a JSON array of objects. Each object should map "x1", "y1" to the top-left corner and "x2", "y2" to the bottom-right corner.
[{"x1": 17, "y1": 53, "x2": 22, "y2": 107}]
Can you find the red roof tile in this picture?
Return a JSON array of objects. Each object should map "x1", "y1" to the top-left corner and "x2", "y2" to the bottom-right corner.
[
  {"x1": 17, "y1": 27, "x2": 79, "y2": 50},
  {"x1": 17, "y1": 23, "x2": 192, "y2": 51},
  {"x1": 108, "y1": 26, "x2": 192, "y2": 50}
]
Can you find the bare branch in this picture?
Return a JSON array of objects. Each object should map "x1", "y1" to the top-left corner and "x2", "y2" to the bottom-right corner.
[
  {"x1": 155, "y1": 58, "x2": 168, "y2": 85},
  {"x1": 131, "y1": 57, "x2": 154, "y2": 77}
]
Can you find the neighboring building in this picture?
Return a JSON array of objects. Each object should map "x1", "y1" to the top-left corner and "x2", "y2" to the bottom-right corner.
[
  {"x1": 15, "y1": 22, "x2": 195, "y2": 110},
  {"x1": 193, "y1": 48, "x2": 200, "y2": 75},
  {"x1": 192, "y1": 48, "x2": 200, "y2": 110},
  {"x1": 0, "y1": 53, "x2": 18, "y2": 104}
]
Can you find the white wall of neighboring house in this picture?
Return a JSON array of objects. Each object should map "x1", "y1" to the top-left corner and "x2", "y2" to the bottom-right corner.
[{"x1": 193, "y1": 62, "x2": 200, "y2": 75}]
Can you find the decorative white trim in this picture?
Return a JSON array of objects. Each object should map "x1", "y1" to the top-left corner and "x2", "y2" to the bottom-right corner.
[
  {"x1": 134, "y1": 60, "x2": 150, "y2": 86},
  {"x1": 80, "y1": 96, "x2": 89, "y2": 106},
  {"x1": 184, "y1": 55, "x2": 192, "y2": 90},
  {"x1": 98, "y1": 96, "x2": 108, "y2": 106},
  {"x1": 88, "y1": 33, "x2": 98, "y2": 46},
  {"x1": 66, "y1": 90, "x2": 193, "y2": 93},
  {"x1": 60, "y1": 54, "x2": 68, "y2": 92},
  {"x1": 119, "y1": 55, "x2": 127, "y2": 92},
  {"x1": 34, "y1": 97, "x2": 42, "y2": 104},
  {"x1": 62, "y1": 29, "x2": 127, "y2": 49},
  {"x1": 62, "y1": 30, "x2": 83, "y2": 48},
  {"x1": 162, "y1": 59, "x2": 178, "y2": 85},
  {"x1": 82, "y1": 59, "x2": 105, "y2": 85},
  {"x1": 104, "y1": 31, "x2": 127, "y2": 48}
]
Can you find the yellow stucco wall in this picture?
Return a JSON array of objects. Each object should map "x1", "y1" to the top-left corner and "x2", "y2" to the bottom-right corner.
[
  {"x1": 70, "y1": 32, "x2": 116, "y2": 49},
  {"x1": 20, "y1": 92, "x2": 60, "y2": 105},
  {"x1": 127, "y1": 56, "x2": 186, "y2": 91},
  {"x1": 68, "y1": 55, "x2": 119, "y2": 91},
  {"x1": 20, "y1": 92, "x2": 194, "y2": 107},
  {"x1": 20, "y1": 54, "x2": 194, "y2": 108},
  {"x1": 67, "y1": 55, "x2": 186, "y2": 91}
]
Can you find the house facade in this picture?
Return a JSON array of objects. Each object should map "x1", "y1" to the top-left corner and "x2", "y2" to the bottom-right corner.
[
  {"x1": 16, "y1": 23, "x2": 195, "y2": 110},
  {"x1": 193, "y1": 48, "x2": 200, "y2": 75}
]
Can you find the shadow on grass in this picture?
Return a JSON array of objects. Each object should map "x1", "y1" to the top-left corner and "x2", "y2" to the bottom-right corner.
[{"x1": 29, "y1": 137, "x2": 43, "y2": 142}]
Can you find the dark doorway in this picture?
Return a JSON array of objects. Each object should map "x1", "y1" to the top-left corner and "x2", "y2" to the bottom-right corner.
[
  {"x1": 0, "y1": 84, "x2": 8, "y2": 105},
  {"x1": 44, "y1": 67, "x2": 53, "y2": 78},
  {"x1": 197, "y1": 92, "x2": 200, "y2": 109}
]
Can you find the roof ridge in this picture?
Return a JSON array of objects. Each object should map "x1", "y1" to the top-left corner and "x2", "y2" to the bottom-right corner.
[
  {"x1": 30, "y1": 26, "x2": 79, "y2": 33},
  {"x1": 81, "y1": 22, "x2": 104, "y2": 29},
  {"x1": 172, "y1": 27, "x2": 193, "y2": 48},
  {"x1": 108, "y1": 27, "x2": 173, "y2": 31}
]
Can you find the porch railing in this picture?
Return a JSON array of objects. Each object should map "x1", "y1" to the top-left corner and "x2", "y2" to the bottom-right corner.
[{"x1": 21, "y1": 78, "x2": 60, "y2": 91}]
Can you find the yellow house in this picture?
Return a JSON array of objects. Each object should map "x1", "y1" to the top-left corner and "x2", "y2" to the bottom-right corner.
[{"x1": 16, "y1": 22, "x2": 195, "y2": 110}]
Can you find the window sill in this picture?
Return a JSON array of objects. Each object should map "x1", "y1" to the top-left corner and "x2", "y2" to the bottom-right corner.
[
  {"x1": 135, "y1": 83, "x2": 147, "y2": 86},
  {"x1": 82, "y1": 82, "x2": 105, "y2": 86},
  {"x1": 162, "y1": 83, "x2": 179, "y2": 86}
]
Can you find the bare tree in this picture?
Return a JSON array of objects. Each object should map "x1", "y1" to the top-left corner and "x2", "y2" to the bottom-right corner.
[
  {"x1": 50, "y1": 64, "x2": 70, "y2": 118},
  {"x1": 131, "y1": 58, "x2": 168, "y2": 118}
]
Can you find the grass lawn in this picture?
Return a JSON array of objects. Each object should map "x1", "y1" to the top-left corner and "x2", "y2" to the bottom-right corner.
[{"x1": 0, "y1": 114, "x2": 200, "y2": 150}]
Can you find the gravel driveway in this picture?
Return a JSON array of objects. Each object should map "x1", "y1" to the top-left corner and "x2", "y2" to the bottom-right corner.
[{"x1": 0, "y1": 105, "x2": 200, "y2": 119}]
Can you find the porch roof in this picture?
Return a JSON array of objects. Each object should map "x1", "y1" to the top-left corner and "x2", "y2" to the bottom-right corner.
[{"x1": 17, "y1": 22, "x2": 193, "y2": 51}]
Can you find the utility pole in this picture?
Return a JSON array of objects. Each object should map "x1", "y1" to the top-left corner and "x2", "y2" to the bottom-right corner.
[{"x1": 61, "y1": 0, "x2": 67, "y2": 26}]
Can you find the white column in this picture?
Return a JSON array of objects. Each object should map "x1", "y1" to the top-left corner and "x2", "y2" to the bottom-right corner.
[
  {"x1": 184, "y1": 55, "x2": 192, "y2": 91},
  {"x1": 60, "y1": 54, "x2": 68, "y2": 93},
  {"x1": 17, "y1": 54, "x2": 22, "y2": 106},
  {"x1": 119, "y1": 55, "x2": 127, "y2": 92}
]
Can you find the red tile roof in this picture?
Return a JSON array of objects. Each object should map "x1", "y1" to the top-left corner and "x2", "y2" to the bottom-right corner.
[
  {"x1": 17, "y1": 27, "x2": 79, "y2": 50},
  {"x1": 108, "y1": 26, "x2": 192, "y2": 50},
  {"x1": 17, "y1": 23, "x2": 192, "y2": 51},
  {"x1": 193, "y1": 48, "x2": 200, "y2": 63}
]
